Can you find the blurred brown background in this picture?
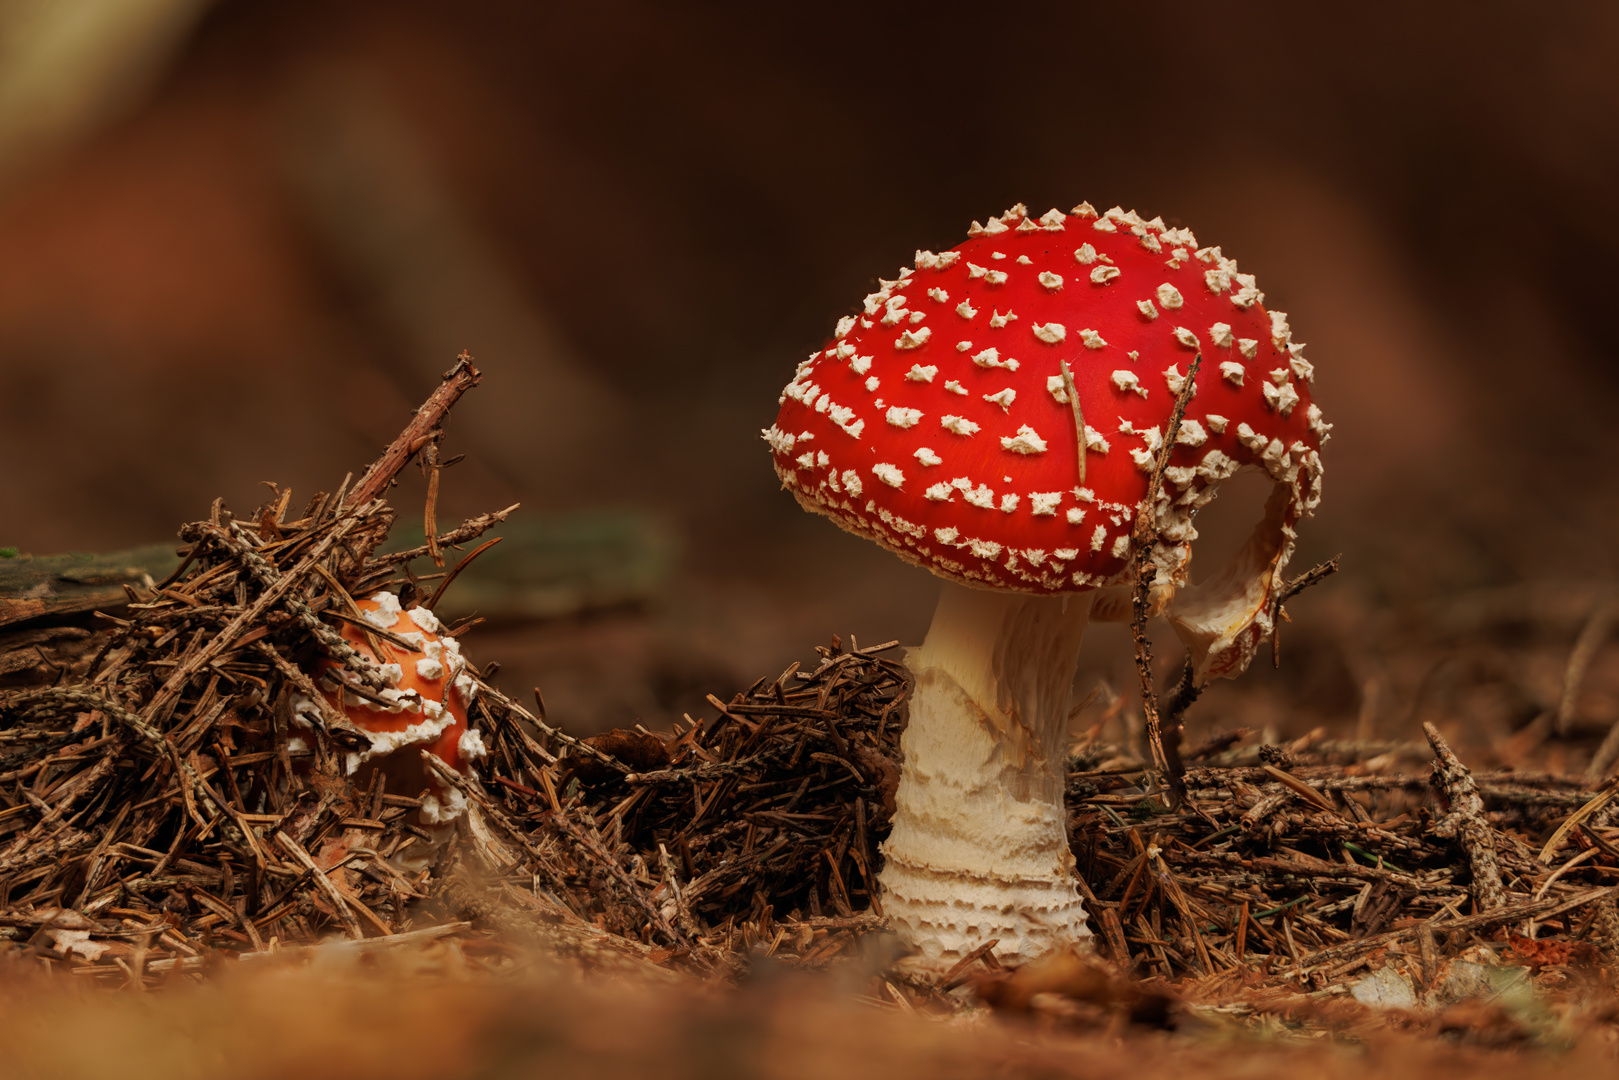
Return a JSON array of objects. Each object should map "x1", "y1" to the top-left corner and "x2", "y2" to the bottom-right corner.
[{"x1": 3, "y1": 0, "x2": 1617, "y2": 742}]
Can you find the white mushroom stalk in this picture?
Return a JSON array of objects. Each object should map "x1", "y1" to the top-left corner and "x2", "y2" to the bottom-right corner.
[{"x1": 880, "y1": 584, "x2": 1094, "y2": 967}]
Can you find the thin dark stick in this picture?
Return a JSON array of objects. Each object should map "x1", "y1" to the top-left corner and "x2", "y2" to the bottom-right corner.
[
  {"x1": 1131, "y1": 352, "x2": 1201, "y2": 809},
  {"x1": 1157, "y1": 656, "x2": 1200, "y2": 790},
  {"x1": 1162, "y1": 657, "x2": 1201, "y2": 733},
  {"x1": 422, "y1": 442, "x2": 444, "y2": 567},
  {"x1": 366, "y1": 506, "x2": 518, "y2": 570},
  {"x1": 424, "y1": 537, "x2": 504, "y2": 611},
  {"x1": 1270, "y1": 555, "x2": 1342, "y2": 667},
  {"x1": 347, "y1": 353, "x2": 481, "y2": 509}
]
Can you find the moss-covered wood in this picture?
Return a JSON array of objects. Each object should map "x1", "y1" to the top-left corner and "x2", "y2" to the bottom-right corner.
[{"x1": 0, "y1": 545, "x2": 182, "y2": 629}]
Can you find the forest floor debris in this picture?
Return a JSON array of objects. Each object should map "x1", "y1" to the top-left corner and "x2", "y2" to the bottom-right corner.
[{"x1": 4, "y1": 359, "x2": 1619, "y2": 1059}]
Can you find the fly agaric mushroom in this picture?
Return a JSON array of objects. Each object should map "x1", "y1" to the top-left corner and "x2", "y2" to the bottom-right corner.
[
  {"x1": 764, "y1": 203, "x2": 1327, "y2": 970},
  {"x1": 293, "y1": 592, "x2": 488, "y2": 826}
]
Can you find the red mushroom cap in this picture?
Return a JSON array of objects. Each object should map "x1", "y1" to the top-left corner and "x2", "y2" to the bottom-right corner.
[{"x1": 765, "y1": 203, "x2": 1328, "y2": 597}]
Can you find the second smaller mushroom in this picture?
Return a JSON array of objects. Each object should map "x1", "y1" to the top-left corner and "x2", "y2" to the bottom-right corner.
[{"x1": 293, "y1": 592, "x2": 488, "y2": 829}]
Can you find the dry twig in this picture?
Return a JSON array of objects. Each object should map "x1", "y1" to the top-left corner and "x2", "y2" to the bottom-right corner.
[
  {"x1": 1423, "y1": 721, "x2": 1506, "y2": 912},
  {"x1": 1130, "y1": 352, "x2": 1201, "y2": 808}
]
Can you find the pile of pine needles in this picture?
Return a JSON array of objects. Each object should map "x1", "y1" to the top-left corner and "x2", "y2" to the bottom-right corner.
[
  {"x1": 0, "y1": 357, "x2": 527, "y2": 980},
  {"x1": 1064, "y1": 731, "x2": 1619, "y2": 998},
  {"x1": 456, "y1": 636, "x2": 908, "y2": 975},
  {"x1": 464, "y1": 663, "x2": 1619, "y2": 1010}
]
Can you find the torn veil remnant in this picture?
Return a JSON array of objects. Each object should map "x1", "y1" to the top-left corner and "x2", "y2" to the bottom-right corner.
[{"x1": 764, "y1": 202, "x2": 1329, "y2": 971}]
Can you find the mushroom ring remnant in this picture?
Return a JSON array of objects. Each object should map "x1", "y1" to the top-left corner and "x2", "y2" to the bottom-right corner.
[{"x1": 764, "y1": 203, "x2": 1328, "y2": 971}]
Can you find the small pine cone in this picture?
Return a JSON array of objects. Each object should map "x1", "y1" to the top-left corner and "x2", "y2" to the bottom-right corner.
[{"x1": 1589, "y1": 899, "x2": 1619, "y2": 954}]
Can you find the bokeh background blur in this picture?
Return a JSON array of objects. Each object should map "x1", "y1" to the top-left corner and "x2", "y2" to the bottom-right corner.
[{"x1": 3, "y1": 0, "x2": 1618, "y2": 744}]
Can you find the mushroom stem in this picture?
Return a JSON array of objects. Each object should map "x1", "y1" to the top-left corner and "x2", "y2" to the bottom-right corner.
[{"x1": 880, "y1": 582, "x2": 1094, "y2": 971}]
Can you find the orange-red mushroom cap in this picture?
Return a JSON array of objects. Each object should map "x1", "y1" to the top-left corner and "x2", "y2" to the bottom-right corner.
[{"x1": 294, "y1": 592, "x2": 489, "y2": 821}]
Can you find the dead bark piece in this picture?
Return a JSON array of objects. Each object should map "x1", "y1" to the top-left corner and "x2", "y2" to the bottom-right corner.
[
  {"x1": 1239, "y1": 787, "x2": 1291, "y2": 835},
  {"x1": 0, "y1": 545, "x2": 181, "y2": 630},
  {"x1": 1423, "y1": 722, "x2": 1506, "y2": 912},
  {"x1": 572, "y1": 728, "x2": 670, "y2": 784}
]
